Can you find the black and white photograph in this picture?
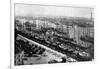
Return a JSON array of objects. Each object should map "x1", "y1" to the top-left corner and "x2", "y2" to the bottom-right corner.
[{"x1": 14, "y1": 3, "x2": 94, "y2": 66}]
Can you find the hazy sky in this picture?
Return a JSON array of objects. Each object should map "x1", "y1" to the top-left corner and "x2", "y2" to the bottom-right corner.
[{"x1": 15, "y1": 4, "x2": 93, "y2": 18}]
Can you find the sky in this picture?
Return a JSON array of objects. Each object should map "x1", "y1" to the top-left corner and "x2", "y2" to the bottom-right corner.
[{"x1": 15, "y1": 4, "x2": 93, "y2": 18}]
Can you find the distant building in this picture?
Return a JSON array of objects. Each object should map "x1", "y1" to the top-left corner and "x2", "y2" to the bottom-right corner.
[
  {"x1": 35, "y1": 20, "x2": 43, "y2": 29},
  {"x1": 35, "y1": 20, "x2": 57, "y2": 29},
  {"x1": 68, "y1": 26, "x2": 75, "y2": 39},
  {"x1": 74, "y1": 25, "x2": 79, "y2": 44}
]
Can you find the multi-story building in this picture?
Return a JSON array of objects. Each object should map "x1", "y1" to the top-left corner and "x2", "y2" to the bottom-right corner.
[{"x1": 68, "y1": 26, "x2": 75, "y2": 39}]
